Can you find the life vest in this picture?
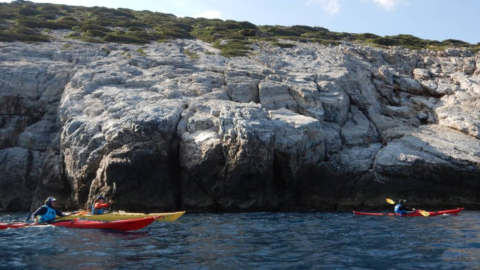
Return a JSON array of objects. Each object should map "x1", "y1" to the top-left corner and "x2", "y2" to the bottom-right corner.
[
  {"x1": 39, "y1": 205, "x2": 57, "y2": 223},
  {"x1": 394, "y1": 204, "x2": 406, "y2": 215},
  {"x1": 91, "y1": 205, "x2": 105, "y2": 215}
]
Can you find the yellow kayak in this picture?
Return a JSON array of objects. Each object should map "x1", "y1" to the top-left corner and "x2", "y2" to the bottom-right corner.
[{"x1": 57, "y1": 211, "x2": 185, "y2": 222}]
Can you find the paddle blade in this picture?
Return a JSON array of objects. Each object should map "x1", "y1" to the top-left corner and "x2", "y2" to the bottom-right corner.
[
  {"x1": 419, "y1": 210, "x2": 430, "y2": 217},
  {"x1": 386, "y1": 198, "x2": 395, "y2": 205}
]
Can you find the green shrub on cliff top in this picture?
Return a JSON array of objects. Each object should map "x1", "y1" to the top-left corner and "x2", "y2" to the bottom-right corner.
[
  {"x1": 79, "y1": 24, "x2": 112, "y2": 33},
  {"x1": 17, "y1": 17, "x2": 78, "y2": 30},
  {"x1": 0, "y1": 2, "x2": 475, "y2": 53},
  {"x1": 103, "y1": 33, "x2": 149, "y2": 44},
  {"x1": 84, "y1": 30, "x2": 107, "y2": 37},
  {"x1": 18, "y1": 7, "x2": 41, "y2": 16},
  {"x1": 0, "y1": 27, "x2": 50, "y2": 42},
  {"x1": 214, "y1": 39, "x2": 253, "y2": 57},
  {"x1": 271, "y1": 41, "x2": 296, "y2": 48}
]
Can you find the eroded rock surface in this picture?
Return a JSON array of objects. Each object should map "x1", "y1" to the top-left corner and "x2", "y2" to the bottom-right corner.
[{"x1": 1, "y1": 37, "x2": 479, "y2": 212}]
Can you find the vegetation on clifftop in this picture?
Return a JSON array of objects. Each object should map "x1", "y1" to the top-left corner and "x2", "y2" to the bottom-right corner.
[{"x1": 0, "y1": 1, "x2": 479, "y2": 55}]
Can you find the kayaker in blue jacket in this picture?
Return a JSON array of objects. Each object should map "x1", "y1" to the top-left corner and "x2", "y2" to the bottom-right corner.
[
  {"x1": 33, "y1": 197, "x2": 66, "y2": 224},
  {"x1": 394, "y1": 199, "x2": 416, "y2": 216}
]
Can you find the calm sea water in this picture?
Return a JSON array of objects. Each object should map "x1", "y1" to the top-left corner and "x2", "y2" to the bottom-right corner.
[{"x1": 0, "y1": 211, "x2": 479, "y2": 269}]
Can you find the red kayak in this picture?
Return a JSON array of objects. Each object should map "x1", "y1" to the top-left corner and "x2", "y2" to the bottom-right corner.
[
  {"x1": 353, "y1": 208, "x2": 464, "y2": 217},
  {"x1": 0, "y1": 223, "x2": 29, "y2": 229},
  {"x1": 0, "y1": 216, "x2": 160, "y2": 231}
]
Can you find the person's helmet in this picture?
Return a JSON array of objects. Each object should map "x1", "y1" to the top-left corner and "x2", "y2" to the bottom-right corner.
[
  {"x1": 96, "y1": 196, "x2": 105, "y2": 202},
  {"x1": 400, "y1": 199, "x2": 406, "y2": 204},
  {"x1": 45, "y1": 197, "x2": 57, "y2": 204}
]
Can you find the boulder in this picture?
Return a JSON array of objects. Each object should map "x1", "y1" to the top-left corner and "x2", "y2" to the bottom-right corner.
[
  {"x1": 373, "y1": 125, "x2": 480, "y2": 208},
  {"x1": 259, "y1": 80, "x2": 298, "y2": 112},
  {"x1": 341, "y1": 106, "x2": 378, "y2": 147},
  {"x1": 413, "y1": 68, "x2": 431, "y2": 80}
]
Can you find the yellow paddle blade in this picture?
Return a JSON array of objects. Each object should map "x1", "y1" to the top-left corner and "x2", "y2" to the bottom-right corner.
[
  {"x1": 386, "y1": 198, "x2": 396, "y2": 205},
  {"x1": 419, "y1": 210, "x2": 430, "y2": 217}
]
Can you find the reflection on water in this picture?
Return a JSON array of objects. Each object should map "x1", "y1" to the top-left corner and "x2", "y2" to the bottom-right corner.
[{"x1": 1, "y1": 212, "x2": 480, "y2": 269}]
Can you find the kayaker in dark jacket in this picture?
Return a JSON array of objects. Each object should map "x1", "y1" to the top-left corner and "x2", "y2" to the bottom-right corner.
[
  {"x1": 394, "y1": 199, "x2": 416, "y2": 216},
  {"x1": 92, "y1": 196, "x2": 113, "y2": 215},
  {"x1": 33, "y1": 197, "x2": 65, "y2": 224}
]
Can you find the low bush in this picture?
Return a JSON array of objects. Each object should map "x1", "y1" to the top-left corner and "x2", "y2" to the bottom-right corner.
[
  {"x1": 0, "y1": 27, "x2": 49, "y2": 42},
  {"x1": 35, "y1": 14, "x2": 56, "y2": 20},
  {"x1": 271, "y1": 41, "x2": 296, "y2": 48},
  {"x1": 36, "y1": 5, "x2": 60, "y2": 11},
  {"x1": 316, "y1": 40, "x2": 341, "y2": 46},
  {"x1": 113, "y1": 20, "x2": 148, "y2": 28},
  {"x1": 19, "y1": 7, "x2": 40, "y2": 16},
  {"x1": 290, "y1": 25, "x2": 328, "y2": 34},
  {"x1": 66, "y1": 32, "x2": 81, "y2": 38},
  {"x1": 136, "y1": 48, "x2": 147, "y2": 56},
  {"x1": 160, "y1": 22, "x2": 193, "y2": 32},
  {"x1": 239, "y1": 29, "x2": 257, "y2": 37},
  {"x1": 80, "y1": 36, "x2": 105, "y2": 43},
  {"x1": 103, "y1": 33, "x2": 149, "y2": 44},
  {"x1": 264, "y1": 26, "x2": 301, "y2": 37},
  {"x1": 426, "y1": 45, "x2": 451, "y2": 52},
  {"x1": 84, "y1": 30, "x2": 107, "y2": 37},
  {"x1": 128, "y1": 26, "x2": 144, "y2": 32},
  {"x1": 155, "y1": 27, "x2": 192, "y2": 39},
  {"x1": 366, "y1": 37, "x2": 396, "y2": 46},
  {"x1": 183, "y1": 49, "x2": 199, "y2": 59},
  {"x1": 471, "y1": 46, "x2": 480, "y2": 54},
  {"x1": 126, "y1": 30, "x2": 156, "y2": 40},
  {"x1": 354, "y1": 33, "x2": 380, "y2": 40},
  {"x1": 17, "y1": 18, "x2": 73, "y2": 29},
  {"x1": 56, "y1": 16, "x2": 81, "y2": 27},
  {"x1": 80, "y1": 24, "x2": 112, "y2": 33},
  {"x1": 214, "y1": 40, "x2": 253, "y2": 57},
  {"x1": 442, "y1": 39, "x2": 469, "y2": 45},
  {"x1": 0, "y1": 6, "x2": 19, "y2": 19}
]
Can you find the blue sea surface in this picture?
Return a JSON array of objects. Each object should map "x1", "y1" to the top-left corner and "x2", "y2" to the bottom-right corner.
[{"x1": 0, "y1": 211, "x2": 479, "y2": 269}]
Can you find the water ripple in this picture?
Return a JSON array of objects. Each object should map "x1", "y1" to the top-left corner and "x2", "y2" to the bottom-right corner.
[{"x1": 1, "y1": 212, "x2": 480, "y2": 269}]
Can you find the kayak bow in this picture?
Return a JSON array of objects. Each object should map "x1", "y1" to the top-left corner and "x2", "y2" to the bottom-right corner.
[
  {"x1": 353, "y1": 208, "x2": 464, "y2": 217},
  {"x1": 0, "y1": 223, "x2": 30, "y2": 229},
  {"x1": 0, "y1": 216, "x2": 160, "y2": 231}
]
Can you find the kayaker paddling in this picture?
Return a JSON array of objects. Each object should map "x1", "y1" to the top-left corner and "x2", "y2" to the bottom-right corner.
[
  {"x1": 353, "y1": 208, "x2": 464, "y2": 216},
  {"x1": 394, "y1": 199, "x2": 416, "y2": 216},
  {"x1": 92, "y1": 196, "x2": 113, "y2": 215},
  {"x1": 32, "y1": 197, "x2": 66, "y2": 224}
]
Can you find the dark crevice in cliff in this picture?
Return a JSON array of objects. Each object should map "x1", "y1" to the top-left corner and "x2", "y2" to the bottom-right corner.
[
  {"x1": 332, "y1": 173, "x2": 348, "y2": 211},
  {"x1": 271, "y1": 151, "x2": 300, "y2": 210},
  {"x1": 254, "y1": 81, "x2": 261, "y2": 103},
  {"x1": 170, "y1": 126, "x2": 183, "y2": 211},
  {"x1": 286, "y1": 86, "x2": 302, "y2": 116},
  {"x1": 351, "y1": 149, "x2": 381, "y2": 210},
  {"x1": 354, "y1": 172, "x2": 377, "y2": 210}
]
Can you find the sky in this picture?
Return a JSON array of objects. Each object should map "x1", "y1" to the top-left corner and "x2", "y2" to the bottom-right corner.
[{"x1": 1, "y1": 0, "x2": 479, "y2": 44}]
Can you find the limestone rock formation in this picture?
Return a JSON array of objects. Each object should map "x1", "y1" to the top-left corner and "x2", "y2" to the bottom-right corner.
[{"x1": 1, "y1": 36, "x2": 479, "y2": 212}]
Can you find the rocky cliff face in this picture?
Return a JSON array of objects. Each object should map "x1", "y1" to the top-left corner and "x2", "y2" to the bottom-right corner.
[{"x1": 1, "y1": 36, "x2": 479, "y2": 212}]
